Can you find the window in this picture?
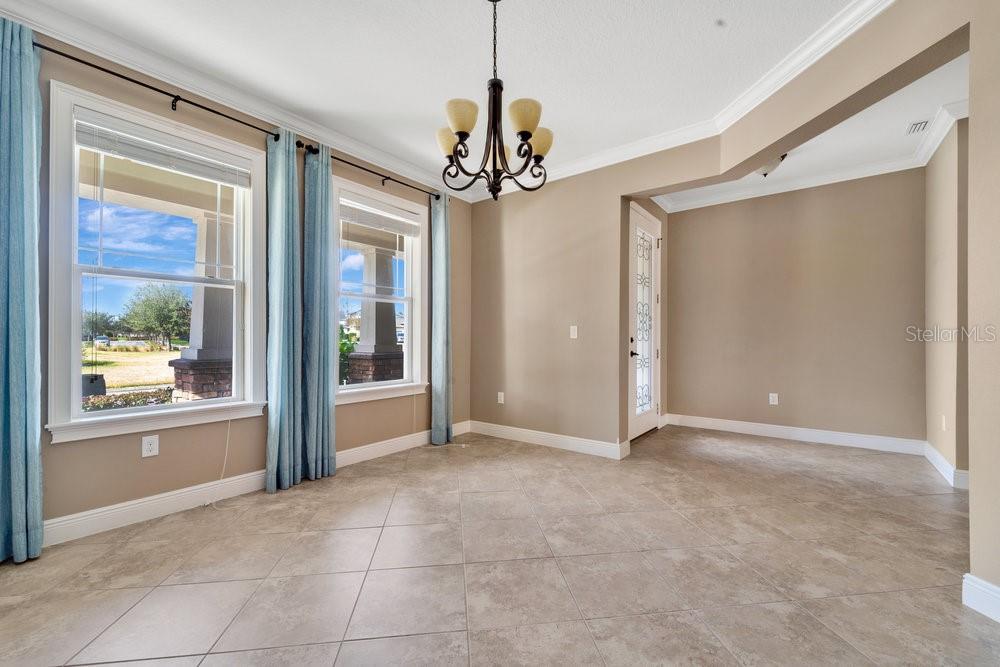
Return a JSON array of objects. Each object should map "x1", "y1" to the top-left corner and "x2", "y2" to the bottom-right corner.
[
  {"x1": 334, "y1": 179, "x2": 428, "y2": 404},
  {"x1": 48, "y1": 82, "x2": 265, "y2": 442}
]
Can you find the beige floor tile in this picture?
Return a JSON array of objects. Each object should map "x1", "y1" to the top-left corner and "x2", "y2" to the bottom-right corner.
[
  {"x1": 557, "y1": 552, "x2": 688, "y2": 618},
  {"x1": 642, "y1": 480, "x2": 735, "y2": 508},
  {"x1": 126, "y1": 506, "x2": 247, "y2": 543},
  {"x1": 109, "y1": 658, "x2": 204, "y2": 666},
  {"x1": 642, "y1": 546, "x2": 787, "y2": 608},
  {"x1": 750, "y1": 502, "x2": 865, "y2": 539},
  {"x1": 270, "y1": 528, "x2": 380, "y2": 577},
  {"x1": 60, "y1": 539, "x2": 195, "y2": 590},
  {"x1": 808, "y1": 499, "x2": 932, "y2": 534},
  {"x1": 370, "y1": 522, "x2": 464, "y2": 569},
  {"x1": 528, "y1": 496, "x2": 605, "y2": 517},
  {"x1": 611, "y1": 509, "x2": 719, "y2": 549},
  {"x1": 164, "y1": 534, "x2": 290, "y2": 584},
  {"x1": 346, "y1": 565, "x2": 467, "y2": 639},
  {"x1": 726, "y1": 540, "x2": 878, "y2": 599},
  {"x1": 0, "y1": 542, "x2": 111, "y2": 596},
  {"x1": 700, "y1": 601, "x2": 871, "y2": 665},
  {"x1": 516, "y1": 472, "x2": 594, "y2": 504},
  {"x1": 202, "y1": 643, "x2": 340, "y2": 666},
  {"x1": 814, "y1": 534, "x2": 962, "y2": 590},
  {"x1": 803, "y1": 586, "x2": 1000, "y2": 664},
  {"x1": 463, "y1": 518, "x2": 552, "y2": 562},
  {"x1": 0, "y1": 587, "x2": 148, "y2": 667},
  {"x1": 461, "y1": 490, "x2": 534, "y2": 521},
  {"x1": 588, "y1": 611, "x2": 737, "y2": 666},
  {"x1": 337, "y1": 631, "x2": 468, "y2": 666},
  {"x1": 536, "y1": 513, "x2": 638, "y2": 556},
  {"x1": 679, "y1": 506, "x2": 793, "y2": 544},
  {"x1": 575, "y1": 477, "x2": 669, "y2": 512},
  {"x1": 873, "y1": 528, "x2": 969, "y2": 579},
  {"x1": 386, "y1": 491, "x2": 461, "y2": 525},
  {"x1": 470, "y1": 620, "x2": 602, "y2": 666},
  {"x1": 309, "y1": 492, "x2": 394, "y2": 530},
  {"x1": 880, "y1": 493, "x2": 969, "y2": 531},
  {"x1": 465, "y1": 558, "x2": 580, "y2": 630},
  {"x1": 75, "y1": 580, "x2": 259, "y2": 663},
  {"x1": 232, "y1": 500, "x2": 320, "y2": 534},
  {"x1": 214, "y1": 572, "x2": 364, "y2": 651},
  {"x1": 460, "y1": 468, "x2": 521, "y2": 492},
  {"x1": 397, "y1": 471, "x2": 462, "y2": 494}
]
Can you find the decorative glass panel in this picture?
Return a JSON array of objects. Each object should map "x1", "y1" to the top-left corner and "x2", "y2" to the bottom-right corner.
[{"x1": 635, "y1": 229, "x2": 653, "y2": 415}]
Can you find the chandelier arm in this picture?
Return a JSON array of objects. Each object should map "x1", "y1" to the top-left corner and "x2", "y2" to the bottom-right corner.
[
  {"x1": 450, "y1": 140, "x2": 491, "y2": 179},
  {"x1": 504, "y1": 141, "x2": 535, "y2": 178},
  {"x1": 442, "y1": 162, "x2": 492, "y2": 192},
  {"x1": 499, "y1": 161, "x2": 547, "y2": 192}
]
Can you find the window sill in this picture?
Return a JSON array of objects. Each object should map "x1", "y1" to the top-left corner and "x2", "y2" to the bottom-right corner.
[
  {"x1": 336, "y1": 382, "x2": 428, "y2": 405},
  {"x1": 47, "y1": 401, "x2": 266, "y2": 444}
]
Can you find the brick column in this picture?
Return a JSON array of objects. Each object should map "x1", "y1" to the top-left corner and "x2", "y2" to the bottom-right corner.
[{"x1": 168, "y1": 358, "x2": 232, "y2": 401}]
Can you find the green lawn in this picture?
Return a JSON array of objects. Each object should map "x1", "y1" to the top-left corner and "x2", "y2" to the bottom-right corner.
[{"x1": 82, "y1": 348, "x2": 180, "y2": 388}]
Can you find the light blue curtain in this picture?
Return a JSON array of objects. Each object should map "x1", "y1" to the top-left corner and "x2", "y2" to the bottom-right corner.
[
  {"x1": 302, "y1": 146, "x2": 335, "y2": 478},
  {"x1": 430, "y1": 193, "x2": 453, "y2": 445},
  {"x1": 1, "y1": 19, "x2": 43, "y2": 563},
  {"x1": 265, "y1": 129, "x2": 302, "y2": 492}
]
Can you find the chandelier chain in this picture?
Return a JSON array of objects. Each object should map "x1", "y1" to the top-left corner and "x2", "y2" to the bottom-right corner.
[{"x1": 492, "y1": 0, "x2": 498, "y2": 79}]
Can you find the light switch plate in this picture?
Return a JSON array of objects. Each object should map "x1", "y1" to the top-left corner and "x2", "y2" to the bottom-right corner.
[
  {"x1": 768, "y1": 393, "x2": 779, "y2": 406},
  {"x1": 569, "y1": 325, "x2": 578, "y2": 339},
  {"x1": 141, "y1": 434, "x2": 159, "y2": 458},
  {"x1": 497, "y1": 392, "x2": 505, "y2": 405}
]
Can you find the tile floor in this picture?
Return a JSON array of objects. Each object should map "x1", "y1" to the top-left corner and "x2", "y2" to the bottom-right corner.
[{"x1": 1, "y1": 426, "x2": 998, "y2": 665}]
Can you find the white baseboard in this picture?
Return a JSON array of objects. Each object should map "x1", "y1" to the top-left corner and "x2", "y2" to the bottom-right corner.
[
  {"x1": 335, "y1": 420, "x2": 472, "y2": 467},
  {"x1": 43, "y1": 469, "x2": 267, "y2": 547},
  {"x1": 662, "y1": 413, "x2": 925, "y2": 455},
  {"x1": 43, "y1": 420, "x2": 473, "y2": 547},
  {"x1": 923, "y1": 442, "x2": 970, "y2": 490},
  {"x1": 963, "y1": 574, "x2": 1000, "y2": 624},
  {"x1": 470, "y1": 420, "x2": 629, "y2": 460}
]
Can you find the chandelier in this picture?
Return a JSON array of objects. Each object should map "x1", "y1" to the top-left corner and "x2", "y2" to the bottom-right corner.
[{"x1": 437, "y1": 0, "x2": 553, "y2": 200}]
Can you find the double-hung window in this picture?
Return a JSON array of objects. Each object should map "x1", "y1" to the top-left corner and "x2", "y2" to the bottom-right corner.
[
  {"x1": 334, "y1": 178, "x2": 428, "y2": 404},
  {"x1": 47, "y1": 82, "x2": 266, "y2": 442}
]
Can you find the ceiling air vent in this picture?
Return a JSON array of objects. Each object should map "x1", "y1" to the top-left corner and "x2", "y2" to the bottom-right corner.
[{"x1": 907, "y1": 120, "x2": 929, "y2": 135}]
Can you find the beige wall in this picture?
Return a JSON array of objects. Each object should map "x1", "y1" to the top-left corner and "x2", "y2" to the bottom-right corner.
[
  {"x1": 666, "y1": 171, "x2": 925, "y2": 438},
  {"x1": 37, "y1": 38, "x2": 471, "y2": 519},
  {"x1": 967, "y1": 0, "x2": 1000, "y2": 588},
  {"x1": 924, "y1": 122, "x2": 966, "y2": 468}
]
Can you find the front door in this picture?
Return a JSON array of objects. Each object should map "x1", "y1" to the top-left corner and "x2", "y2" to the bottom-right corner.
[{"x1": 628, "y1": 203, "x2": 661, "y2": 440}]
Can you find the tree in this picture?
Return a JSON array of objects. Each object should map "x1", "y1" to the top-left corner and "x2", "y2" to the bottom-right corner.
[
  {"x1": 82, "y1": 310, "x2": 117, "y2": 339},
  {"x1": 121, "y1": 284, "x2": 191, "y2": 348},
  {"x1": 339, "y1": 324, "x2": 358, "y2": 384}
]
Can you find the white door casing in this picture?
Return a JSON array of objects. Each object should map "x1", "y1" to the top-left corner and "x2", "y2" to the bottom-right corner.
[{"x1": 628, "y1": 202, "x2": 661, "y2": 440}]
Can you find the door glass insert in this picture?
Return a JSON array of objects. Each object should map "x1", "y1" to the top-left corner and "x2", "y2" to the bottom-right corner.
[{"x1": 635, "y1": 228, "x2": 653, "y2": 415}]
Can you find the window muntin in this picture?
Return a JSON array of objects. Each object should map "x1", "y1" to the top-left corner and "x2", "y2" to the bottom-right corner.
[{"x1": 335, "y1": 187, "x2": 425, "y2": 392}]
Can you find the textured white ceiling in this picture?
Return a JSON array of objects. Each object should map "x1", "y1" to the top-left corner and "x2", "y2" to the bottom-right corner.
[
  {"x1": 655, "y1": 53, "x2": 969, "y2": 212},
  {"x1": 22, "y1": 0, "x2": 862, "y2": 196}
]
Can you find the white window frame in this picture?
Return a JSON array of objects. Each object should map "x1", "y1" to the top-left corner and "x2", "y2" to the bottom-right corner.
[
  {"x1": 332, "y1": 177, "x2": 429, "y2": 405},
  {"x1": 46, "y1": 81, "x2": 266, "y2": 443}
]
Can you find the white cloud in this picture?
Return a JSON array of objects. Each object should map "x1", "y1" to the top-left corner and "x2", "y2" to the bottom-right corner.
[{"x1": 341, "y1": 252, "x2": 364, "y2": 272}]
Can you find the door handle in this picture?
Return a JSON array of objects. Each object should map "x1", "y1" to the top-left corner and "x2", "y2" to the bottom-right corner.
[{"x1": 629, "y1": 350, "x2": 639, "y2": 357}]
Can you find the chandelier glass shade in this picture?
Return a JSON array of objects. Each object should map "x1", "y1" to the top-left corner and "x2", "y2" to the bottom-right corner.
[{"x1": 437, "y1": 0, "x2": 552, "y2": 200}]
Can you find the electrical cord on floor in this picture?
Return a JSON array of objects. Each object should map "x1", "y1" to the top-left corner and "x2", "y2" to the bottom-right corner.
[{"x1": 209, "y1": 419, "x2": 232, "y2": 509}]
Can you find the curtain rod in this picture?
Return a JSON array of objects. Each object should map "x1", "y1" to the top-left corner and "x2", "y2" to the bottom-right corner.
[
  {"x1": 296, "y1": 141, "x2": 440, "y2": 200},
  {"x1": 34, "y1": 41, "x2": 441, "y2": 201}
]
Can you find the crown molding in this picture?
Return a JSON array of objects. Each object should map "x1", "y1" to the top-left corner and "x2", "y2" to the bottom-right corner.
[
  {"x1": 0, "y1": 0, "x2": 466, "y2": 200},
  {"x1": 655, "y1": 97, "x2": 966, "y2": 213},
  {"x1": 469, "y1": 0, "x2": 896, "y2": 203},
  {"x1": 714, "y1": 0, "x2": 896, "y2": 131},
  {"x1": 2, "y1": 0, "x2": 893, "y2": 204}
]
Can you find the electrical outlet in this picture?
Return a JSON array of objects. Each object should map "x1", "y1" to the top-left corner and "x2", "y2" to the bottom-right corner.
[
  {"x1": 497, "y1": 392, "x2": 505, "y2": 405},
  {"x1": 141, "y1": 434, "x2": 159, "y2": 458},
  {"x1": 941, "y1": 414, "x2": 947, "y2": 432},
  {"x1": 569, "y1": 325, "x2": 578, "y2": 339},
  {"x1": 768, "y1": 393, "x2": 779, "y2": 406}
]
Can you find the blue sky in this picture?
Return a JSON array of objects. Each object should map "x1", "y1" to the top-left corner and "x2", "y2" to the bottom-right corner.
[
  {"x1": 79, "y1": 196, "x2": 406, "y2": 324},
  {"x1": 79, "y1": 197, "x2": 198, "y2": 315}
]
